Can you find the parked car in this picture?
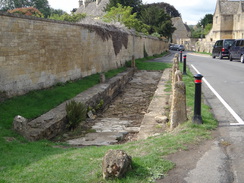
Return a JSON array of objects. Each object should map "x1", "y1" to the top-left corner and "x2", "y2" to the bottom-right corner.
[
  {"x1": 177, "y1": 45, "x2": 185, "y2": 51},
  {"x1": 229, "y1": 39, "x2": 244, "y2": 62},
  {"x1": 169, "y1": 44, "x2": 179, "y2": 51},
  {"x1": 169, "y1": 44, "x2": 185, "y2": 51},
  {"x1": 212, "y1": 39, "x2": 235, "y2": 59}
]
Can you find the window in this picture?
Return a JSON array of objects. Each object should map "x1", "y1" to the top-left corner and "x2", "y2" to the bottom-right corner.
[
  {"x1": 217, "y1": 40, "x2": 223, "y2": 46},
  {"x1": 236, "y1": 40, "x2": 241, "y2": 46},
  {"x1": 241, "y1": 40, "x2": 244, "y2": 46}
]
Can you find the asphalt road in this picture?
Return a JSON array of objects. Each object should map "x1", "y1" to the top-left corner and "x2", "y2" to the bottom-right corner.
[{"x1": 183, "y1": 51, "x2": 244, "y2": 183}]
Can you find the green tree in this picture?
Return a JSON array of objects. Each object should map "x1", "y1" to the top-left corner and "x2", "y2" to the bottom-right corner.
[
  {"x1": 8, "y1": 7, "x2": 43, "y2": 17},
  {"x1": 103, "y1": 3, "x2": 149, "y2": 34},
  {"x1": 50, "y1": 8, "x2": 66, "y2": 16},
  {"x1": 198, "y1": 14, "x2": 213, "y2": 28},
  {"x1": 140, "y1": 6, "x2": 175, "y2": 38},
  {"x1": 190, "y1": 26, "x2": 202, "y2": 38},
  {"x1": 191, "y1": 14, "x2": 213, "y2": 38},
  {"x1": 31, "y1": 0, "x2": 50, "y2": 18},
  {"x1": 204, "y1": 23, "x2": 212, "y2": 35},
  {"x1": 141, "y1": 2, "x2": 180, "y2": 18},
  {"x1": 49, "y1": 13, "x2": 86, "y2": 22},
  {"x1": 105, "y1": 0, "x2": 143, "y2": 14},
  {"x1": 0, "y1": 0, "x2": 51, "y2": 17},
  {"x1": 0, "y1": 0, "x2": 30, "y2": 11}
]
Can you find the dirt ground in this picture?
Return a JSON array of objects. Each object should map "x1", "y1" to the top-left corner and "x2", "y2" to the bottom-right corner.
[{"x1": 57, "y1": 70, "x2": 163, "y2": 143}]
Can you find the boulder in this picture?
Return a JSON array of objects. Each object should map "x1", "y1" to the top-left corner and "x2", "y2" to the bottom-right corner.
[{"x1": 102, "y1": 149, "x2": 132, "y2": 179}]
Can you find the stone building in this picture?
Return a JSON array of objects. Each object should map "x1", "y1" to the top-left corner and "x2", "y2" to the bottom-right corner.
[
  {"x1": 76, "y1": 0, "x2": 109, "y2": 17},
  {"x1": 196, "y1": 0, "x2": 244, "y2": 53},
  {"x1": 171, "y1": 17, "x2": 191, "y2": 44},
  {"x1": 206, "y1": 0, "x2": 244, "y2": 42}
]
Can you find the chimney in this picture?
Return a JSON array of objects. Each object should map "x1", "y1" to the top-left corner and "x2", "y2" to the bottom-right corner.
[
  {"x1": 79, "y1": 0, "x2": 83, "y2": 7},
  {"x1": 96, "y1": 0, "x2": 101, "y2": 6}
]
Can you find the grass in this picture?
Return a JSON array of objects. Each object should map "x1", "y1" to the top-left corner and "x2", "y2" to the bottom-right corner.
[
  {"x1": 0, "y1": 52, "x2": 218, "y2": 183},
  {"x1": 135, "y1": 52, "x2": 171, "y2": 70}
]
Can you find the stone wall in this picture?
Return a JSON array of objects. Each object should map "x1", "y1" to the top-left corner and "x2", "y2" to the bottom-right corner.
[{"x1": 0, "y1": 12, "x2": 167, "y2": 97}]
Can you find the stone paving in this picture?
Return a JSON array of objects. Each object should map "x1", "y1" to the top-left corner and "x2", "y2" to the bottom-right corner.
[{"x1": 67, "y1": 70, "x2": 163, "y2": 146}]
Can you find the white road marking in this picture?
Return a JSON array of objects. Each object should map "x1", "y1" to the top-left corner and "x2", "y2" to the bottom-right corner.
[{"x1": 191, "y1": 64, "x2": 244, "y2": 125}]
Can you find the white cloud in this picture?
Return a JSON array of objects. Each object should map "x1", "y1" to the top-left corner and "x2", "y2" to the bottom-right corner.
[{"x1": 48, "y1": 0, "x2": 78, "y2": 13}]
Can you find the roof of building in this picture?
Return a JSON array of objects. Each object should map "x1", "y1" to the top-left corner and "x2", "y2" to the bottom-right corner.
[
  {"x1": 218, "y1": 0, "x2": 240, "y2": 15},
  {"x1": 76, "y1": 0, "x2": 109, "y2": 17}
]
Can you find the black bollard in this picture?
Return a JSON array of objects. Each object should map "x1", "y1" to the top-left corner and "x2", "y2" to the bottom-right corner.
[
  {"x1": 193, "y1": 74, "x2": 203, "y2": 124},
  {"x1": 180, "y1": 51, "x2": 183, "y2": 63},
  {"x1": 183, "y1": 55, "x2": 187, "y2": 75}
]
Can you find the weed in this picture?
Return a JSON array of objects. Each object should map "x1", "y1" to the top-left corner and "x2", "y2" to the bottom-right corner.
[
  {"x1": 95, "y1": 100, "x2": 104, "y2": 111},
  {"x1": 65, "y1": 100, "x2": 87, "y2": 130}
]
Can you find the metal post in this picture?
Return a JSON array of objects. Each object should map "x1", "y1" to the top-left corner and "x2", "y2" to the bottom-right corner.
[
  {"x1": 193, "y1": 74, "x2": 203, "y2": 124},
  {"x1": 183, "y1": 55, "x2": 187, "y2": 75},
  {"x1": 180, "y1": 51, "x2": 183, "y2": 63}
]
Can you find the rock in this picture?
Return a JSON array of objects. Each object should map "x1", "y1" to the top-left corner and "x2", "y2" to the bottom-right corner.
[
  {"x1": 155, "y1": 116, "x2": 168, "y2": 123},
  {"x1": 170, "y1": 81, "x2": 187, "y2": 129},
  {"x1": 13, "y1": 115, "x2": 28, "y2": 135},
  {"x1": 87, "y1": 110, "x2": 96, "y2": 119},
  {"x1": 100, "y1": 73, "x2": 106, "y2": 83},
  {"x1": 102, "y1": 149, "x2": 132, "y2": 179}
]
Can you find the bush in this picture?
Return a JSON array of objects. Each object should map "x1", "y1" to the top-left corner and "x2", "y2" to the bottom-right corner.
[
  {"x1": 65, "y1": 100, "x2": 87, "y2": 130},
  {"x1": 8, "y1": 7, "x2": 44, "y2": 18},
  {"x1": 49, "y1": 13, "x2": 86, "y2": 22}
]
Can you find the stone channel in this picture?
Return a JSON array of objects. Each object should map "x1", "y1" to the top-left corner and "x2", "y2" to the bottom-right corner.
[{"x1": 67, "y1": 70, "x2": 163, "y2": 146}]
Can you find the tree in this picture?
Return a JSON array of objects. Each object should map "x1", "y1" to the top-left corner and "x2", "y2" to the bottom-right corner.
[
  {"x1": 197, "y1": 14, "x2": 213, "y2": 28},
  {"x1": 49, "y1": 13, "x2": 86, "y2": 22},
  {"x1": 191, "y1": 14, "x2": 213, "y2": 38},
  {"x1": 139, "y1": 6, "x2": 175, "y2": 38},
  {"x1": 141, "y1": 2, "x2": 181, "y2": 18},
  {"x1": 0, "y1": 0, "x2": 30, "y2": 11},
  {"x1": 204, "y1": 23, "x2": 212, "y2": 35},
  {"x1": 8, "y1": 7, "x2": 43, "y2": 17},
  {"x1": 31, "y1": 0, "x2": 50, "y2": 18},
  {"x1": 105, "y1": 0, "x2": 143, "y2": 14},
  {"x1": 0, "y1": 0, "x2": 51, "y2": 17},
  {"x1": 50, "y1": 8, "x2": 66, "y2": 16},
  {"x1": 103, "y1": 3, "x2": 150, "y2": 34}
]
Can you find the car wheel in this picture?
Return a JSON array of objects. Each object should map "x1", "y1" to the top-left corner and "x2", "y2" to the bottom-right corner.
[
  {"x1": 241, "y1": 55, "x2": 244, "y2": 63},
  {"x1": 212, "y1": 54, "x2": 216, "y2": 59},
  {"x1": 229, "y1": 54, "x2": 233, "y2": 61},
  {"x1": 219, "y1": 52, "x2": 223, "y2": 59}
]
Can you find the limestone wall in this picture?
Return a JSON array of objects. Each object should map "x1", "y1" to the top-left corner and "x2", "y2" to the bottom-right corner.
[{"x1": 0, "y1": 12, "x2": 167, "y2": 97}]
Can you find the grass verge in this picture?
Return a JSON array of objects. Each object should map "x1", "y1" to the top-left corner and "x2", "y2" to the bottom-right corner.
[{"x1": 0, "y1": 53, "x2": 217, "y2": 183}]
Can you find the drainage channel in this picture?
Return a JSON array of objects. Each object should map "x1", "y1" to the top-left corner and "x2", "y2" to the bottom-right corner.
[{"x1": 67, "y1": 70, "x2": 163, "y2": 146}]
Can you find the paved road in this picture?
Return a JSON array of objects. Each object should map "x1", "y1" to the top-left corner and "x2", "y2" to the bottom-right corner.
[{"x1": 183, "y1": 52, "x2": 244, "y2": 183}]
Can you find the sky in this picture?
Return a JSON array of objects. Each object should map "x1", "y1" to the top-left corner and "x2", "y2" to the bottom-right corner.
[{"x1": 48, "y1": 0, "x2": 217, "y2": 25}]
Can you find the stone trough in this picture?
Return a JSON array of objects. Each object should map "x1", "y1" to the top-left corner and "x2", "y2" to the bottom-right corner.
[{"x1": 13, "y1": 68, "x2": 135, "y2": 141}]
